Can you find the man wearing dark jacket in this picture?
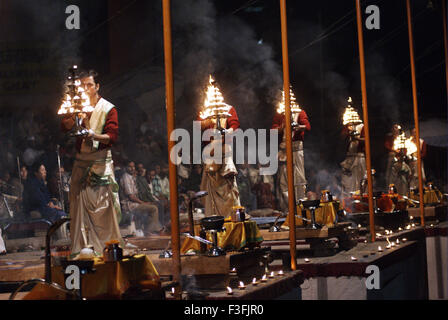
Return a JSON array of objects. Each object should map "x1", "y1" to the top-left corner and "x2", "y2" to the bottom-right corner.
[{"x1": 23, "y1": 163, "x2": 67, "y2": 223}]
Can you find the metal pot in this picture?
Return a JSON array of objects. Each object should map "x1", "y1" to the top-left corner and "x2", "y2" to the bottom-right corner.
[
  {"x1": 388, "y1": 184, "x2": 397, "y2": 194},
  {"x1": 321, "y1": 190, "x2": 333, "y2": 202},
  {"x1": 103, "y1": 242, "x2": 123, "y2": 262},
  {"x1": 301, "y1": 199, "x2": 321, "y2": 209},
  {"x1": 201, "y1": 215, "x2": 225, "y2": 231}
]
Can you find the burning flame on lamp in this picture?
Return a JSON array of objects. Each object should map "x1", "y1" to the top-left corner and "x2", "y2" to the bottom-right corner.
[
  {"x1": 58, "y1": 65, "x2": 94, "y2": 115},
  {"x1": 342, "y1": 97, "x2": 362, "y2": 126},
  {"x1": 199, "y1": 75, "x2": 231, "y2": 120},
  {"x1": 226, "y1": 287, "x2": 233, "y2": 295},
  {"x1": 261, "y1": 274, "x2": 268, "y2": 282},
  {"x1": 276, "y1": 86, "x2": 302, "y2": 115},
  {"x1": 238, "y1": 281, "x2": 246, "y2": 290},
  {"x1": 393, "y1": 131, "x2": 407, "y2": 152},
  {"x1": 252, "y1": 278, "x2": 259, "y2": 286},
  {"x1": 404, "y1": 138, "x2": 417, "y2": 157}
]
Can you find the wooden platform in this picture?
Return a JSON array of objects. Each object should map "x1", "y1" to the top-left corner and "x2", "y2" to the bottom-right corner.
[
  {"x1": 126, "y1": 235, "x2": 172, "y2": 250},
  {"x1": 408, "y1": 205, "x2": 447, "y2": 221},
  {"x1": 165, "y1": 270, "x2": 304, "y2": 300},
  {"x1": 259, "y1": 222, "x2": 351, "y2": 241},
  {"x1": 0, "y1": 251, "x2": 45, "y2": 282}
]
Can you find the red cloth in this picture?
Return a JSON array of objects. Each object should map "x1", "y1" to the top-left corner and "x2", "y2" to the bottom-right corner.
[
  {"x1": 384, "y1": 133, "x2": 395, "y2": 153},
  {"x1": 414, "y1": 138, "x2": 427, "y2": 159},
  {"x1": 271, "y1": 110, "x2": 311, "y2": 141},
  {"x1": 61, "y1": 107, "x2": 118, "y2": 153}
]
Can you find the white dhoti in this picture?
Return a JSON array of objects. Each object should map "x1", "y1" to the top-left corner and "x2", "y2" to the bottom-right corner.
[
  {"x1": 390, "y1": 161, "x2": 411, "y2": 195},
  {"x1": 277, "y1": 140, "x2": 306, "y2": 212},
  {"x1": 69, "y1": 148, "x2": 123, "y2": 255},
  {"x1": 341, "y1": 151, "x2": 366, "y2": 199},
  {"x1": 201, "y1": 143, "x2": 240, "y2": 218},
  {"x1": 409, "y1": 160, "x2": 426, "y2": 190}
]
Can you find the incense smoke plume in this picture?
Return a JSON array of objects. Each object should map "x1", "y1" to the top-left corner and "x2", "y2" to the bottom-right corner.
[{"x1": 171, "y1": 0, "x2": 283, "y2": 130}]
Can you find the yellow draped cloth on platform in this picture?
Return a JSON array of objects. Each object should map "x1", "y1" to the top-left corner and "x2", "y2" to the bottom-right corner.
[
  {"x1": 23, "y1": 255, "x2": 159, "y2": 300},
  {"x1": 282, "y1": 201, "x2": 339, "y2": 229},
  {"x1": 181, "y1": 220, "x2": 263, "y2": 253},
  {"x1": 410, "y1": 189, "x2": 443, "y2": 205}
]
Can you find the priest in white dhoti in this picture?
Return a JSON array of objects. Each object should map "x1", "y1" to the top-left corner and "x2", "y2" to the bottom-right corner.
[
  {"x1": 272, "y1": 105, "x2": 311, "y2": 212},
  {"x1": 61, "y1": 70, "x2": 122, "y2": 255},
  {"x1": 199, "y1": 106, "x2": 241, "y2": 217},
  {"x1": 340, "y1": 123, "x2": 366, "y2": 198}
]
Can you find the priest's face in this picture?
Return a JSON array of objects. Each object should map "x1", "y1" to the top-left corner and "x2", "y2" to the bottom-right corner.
[{"x1": 81, "y1": 76, "x2": 99, "y2": 100}]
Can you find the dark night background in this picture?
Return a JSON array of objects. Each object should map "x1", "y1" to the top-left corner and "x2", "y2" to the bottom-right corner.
[{"x1": 0, "y1": 0, "x2": 446, "y2": 191}]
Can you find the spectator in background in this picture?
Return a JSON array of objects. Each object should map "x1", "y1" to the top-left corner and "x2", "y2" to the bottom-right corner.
[
  {"x1": 159, "y1": 164, "x2": 170, "y2": 200},
  {"x1": 136, "y1": 163, "x2": 167, "y2": 226},
  {"x1": 120, "y1": 161, "x2": 162, "y2": 235},
  {"x1": 23, "y1": 163, "x2": 67, "y2": 223},
  {"x1": 10, "y1": 165, "x2": 28, "y2": 199},
  {"x1": 147, "y1": 168, "x2": 170, "y2": 224},
  {"x1": 151, "y1": 166, "x2": 163, "y2": 199},
  {"x1": 0, "y1": 171, "x2": 13, "y2": 195}
]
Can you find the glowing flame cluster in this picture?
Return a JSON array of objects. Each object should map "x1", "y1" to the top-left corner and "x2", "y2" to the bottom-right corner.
[
  {"x1": 342, "y1": 97, "x2": 362, "y2": 126},
  {"x1": 393, "y1": 131, "x2": 417, "y2": 156},
  {"x1": 393, "y1": 131, "x2": 407, "y2": 151},
  {"x1": 58, "y1": 66, "x2": 94, "y2": 115},
  {"x1": 277, "y1": 87, "x2": 302, "y2": 114},
  {"x1": 404, "y1": 138, "x2": 417, "y2": 155},
  {"x1": 199, "y1": 75, "x2": 231, "y2": 120}
]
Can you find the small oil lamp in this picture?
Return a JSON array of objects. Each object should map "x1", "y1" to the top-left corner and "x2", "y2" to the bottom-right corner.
[
  {"x1": 304, "y1": 258, "x2": 311, "y2": 263},
  {"x1": 378, "y1": 246, "x2": 383, "y2": 252},
  {"x1": 252, "y1": 278, "x2": 260, "y2": 286},
  {"x1": 278, "y1": 270, "x2": 285, "y2": 276},
  {"x1": 402, "y1": 238, "x2": 407, "y2": 242},
  {"x1": 268, "y1": 271, "x2": 275, "y2": 279},
  {"x1": 229, "y1": 268, "x2": 237, "y2": 276},
  {"x1": 170, "y1": 287, "x2": 175, "y2": 297},
  {"x1": 261, "y1": 274, "x2": 268, "y2": 283},
  {"x1": 226, "y1": 287, "x2": 233, "y2": 296},
  {"x1": 238, "y1": 281, "x2": 246, "y2": 290},
  {"x1": 351, "y1": 256, "x2": 357, "y2": 261}
]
